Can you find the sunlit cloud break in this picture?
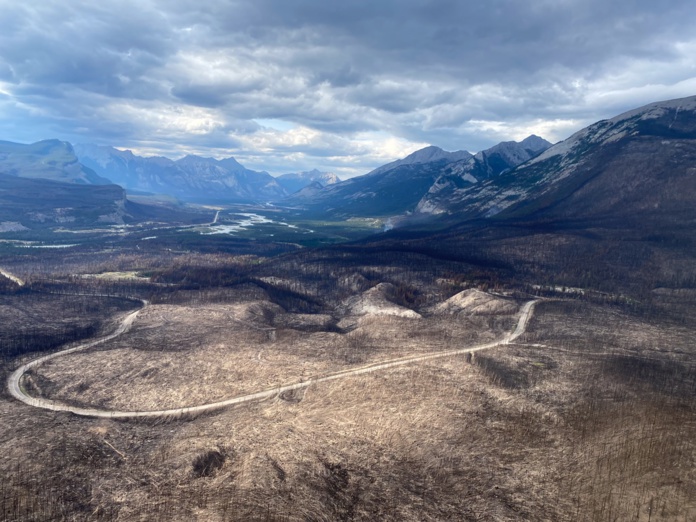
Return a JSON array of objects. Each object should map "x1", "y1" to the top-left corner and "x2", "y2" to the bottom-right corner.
[{"x1": 0, "y1": 0, "x2": 695, "y2": 177}]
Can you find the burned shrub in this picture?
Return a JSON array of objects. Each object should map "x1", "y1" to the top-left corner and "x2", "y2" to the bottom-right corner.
[{"x1": 192, "y1": 447, "x2": 228, "y2": 478}]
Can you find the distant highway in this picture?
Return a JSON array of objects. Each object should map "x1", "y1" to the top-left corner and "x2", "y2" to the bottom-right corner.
[{"x1": 7, "y1": 294, "x2": 539, "y2": 420}]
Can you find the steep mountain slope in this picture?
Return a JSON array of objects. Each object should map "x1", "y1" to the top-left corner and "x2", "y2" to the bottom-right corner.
[
  {"x1": 275, "y1": 169, "x2": 340, "y2": 194},
  {"x1": 283, "y1": 156, "x2": 457, "y2": 218},
  {"x1": 436, "y1": 96, "x2": 696, "y2": 226},
  {"x1": 284, "y1": 139, "x2": 549, "y2": 218},
  {"x1": 0, "y1": 140, "x2": 109, "y2": 184},
  {"x1": 416, "y1": 135, "x2": 551, "y2": 214},
  {"x1": 289, "y1": 180, "x2": 326, "y2": 199},
  {"x1": 0, "y1": 173, "x2": 130, "y2": 228},
  {"x1": 74, "y1": 144, "x2": 286, "y2": 202},
  {"x1": 0, "y1": 173, "x2": 210, "y2": 231},
  {"x1": 356, "y1": 96, "x2": 696, "y2": 297}
]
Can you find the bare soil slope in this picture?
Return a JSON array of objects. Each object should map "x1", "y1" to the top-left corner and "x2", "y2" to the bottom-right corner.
[
  {"x1": 26, "y1": 291, "x2": 516, "y2": 411},
  {"x1": 2, "y1": 297, "x2": 694, "y2": 521}
]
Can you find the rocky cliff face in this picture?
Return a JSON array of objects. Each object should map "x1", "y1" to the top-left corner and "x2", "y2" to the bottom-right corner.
[
  {"x1": 0, "y1": 139, "x2": 109, "y2": 185},
  {"x1": 416, "y1": 135, "x2": 551, "y2": 214},
  {"x1": 428, "y1": 95, "x2": 696, "y2": 226},
  {"x1": 283, "y1": 138, "x2": 550, "y2": 219}
]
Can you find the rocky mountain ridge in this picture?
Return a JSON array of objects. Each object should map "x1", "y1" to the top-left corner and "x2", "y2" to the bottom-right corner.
[
  {"x1": 425, "y1": 95, "x2": 696, "y2": 224},
  {"x1": 366, "y1": 146, "x2": 473, "y2": 177},
  {"x1": 5, "y1": 95, "x2": 693, "y2": 231},
  {"x1": 74, "y1": 144, "x2": 286, "y2": 202},
  {"x1": 416, "y1": 135, "x2": 551, "y2": 214},
  {"x1": 284, "y1": 137, "x2": 551, "y2": 218}
]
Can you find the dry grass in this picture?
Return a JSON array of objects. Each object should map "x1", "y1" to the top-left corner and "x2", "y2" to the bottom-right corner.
[
  {"x1": 28, "y1": 301, "x2": 516, "y2": 411},
  {"x1": 1, "y1": 290, "x2": 695, "y2": 520}
]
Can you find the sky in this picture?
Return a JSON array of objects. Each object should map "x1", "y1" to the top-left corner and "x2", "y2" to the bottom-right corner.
[{"x1": 1, "y1": 1, "x2": 695, "y2": 178}]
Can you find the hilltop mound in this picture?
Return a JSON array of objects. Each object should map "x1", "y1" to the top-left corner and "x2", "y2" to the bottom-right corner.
[
  {"x1": 340, "y1": 283, "x2": 421, "y2": 318},
  {"x1": 434, "y1": 289, "x2": 517, "y2": 315}
]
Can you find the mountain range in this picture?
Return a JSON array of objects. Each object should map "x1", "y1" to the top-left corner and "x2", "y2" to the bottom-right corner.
[
  {"x1": 1, "y1": 95, "x2": 694, "y2": 234},
  {"x1": 283, "y1": 136, "x2": 552, "y2": 218},
  {"x1": 73, "y1": 144, "x2": 288, "y2": 202},
  {"x1": 424, "y1": 96, "x2": 696, "y2": 226},
  {"x1": 415, "y1": 135, "x2": 551, "y2": 214},
  {"x1": 73, "y1": 145, "x2": 344, "y2": 202},
  {"x1": 347, "y1": 94, "x2": 696, "y2": 298},
  {"x1": 0, "y1": 140, "x2": 109, "y2": 185},
  {"x1": 3, "y1": 134, "x2": 554, "y2": 220}
]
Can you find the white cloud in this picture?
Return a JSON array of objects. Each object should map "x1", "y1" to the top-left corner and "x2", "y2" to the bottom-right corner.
[{"x1": 0, "y1": 0, "x2": 695, "y2": 176}]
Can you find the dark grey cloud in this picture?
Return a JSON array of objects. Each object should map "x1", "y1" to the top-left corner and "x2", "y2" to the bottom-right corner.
[{"x1": 0, "y1": 0, "x2": 695, "y2": 176}]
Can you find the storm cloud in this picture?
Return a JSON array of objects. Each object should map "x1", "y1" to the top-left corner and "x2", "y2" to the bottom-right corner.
[{"x1": 1, "y1": 0, "x2": 695, "y2": 177}]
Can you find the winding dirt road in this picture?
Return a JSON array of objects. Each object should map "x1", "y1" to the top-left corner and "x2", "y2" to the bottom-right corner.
[
  {"x1": 7, "y1": 297, "x2": 539, "y2": 419},
  {"x1": 0, "y1": 268, "x2": 25, "y2": 287}
]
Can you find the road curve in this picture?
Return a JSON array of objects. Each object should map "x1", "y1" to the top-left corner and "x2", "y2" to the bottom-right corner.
[
  {"x1": 7, "y1": 300, "x2": 147, "y2": 413},
  {"x1": 0, "y1": 268, "x2": 25, "y2": 287},
  {"x1": 8, "y1": 298, "x2": 539, "y2": 419}
]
